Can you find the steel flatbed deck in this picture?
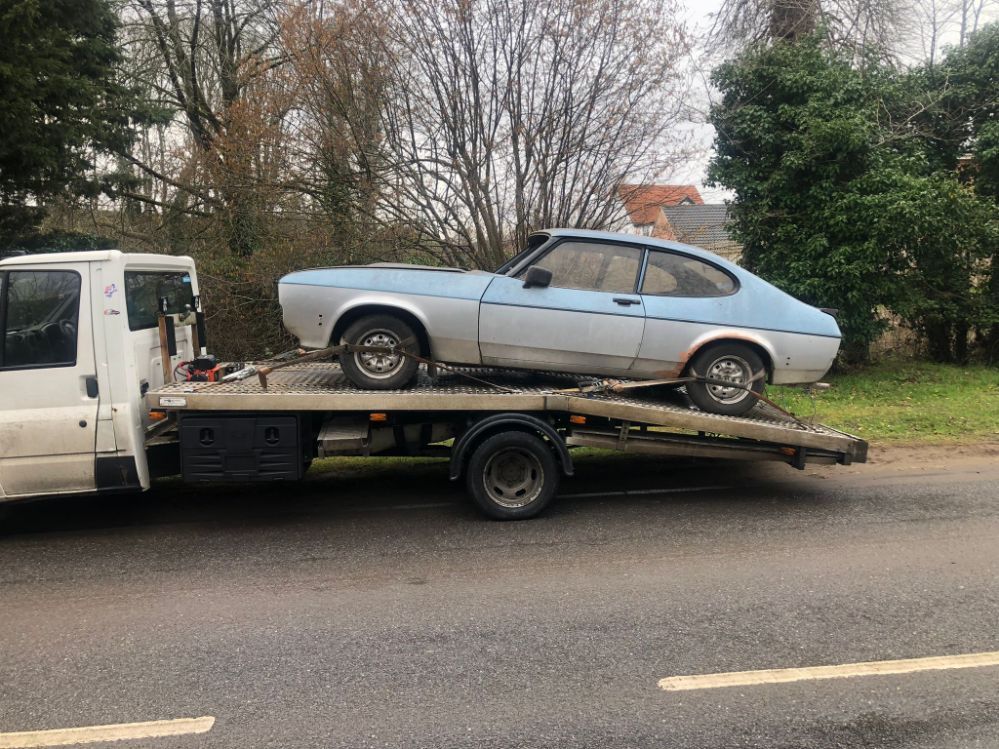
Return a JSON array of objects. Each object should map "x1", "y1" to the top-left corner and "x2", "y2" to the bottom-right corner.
[{"x1": 149, "y1": 363, "x2": 867, "y2": 464}]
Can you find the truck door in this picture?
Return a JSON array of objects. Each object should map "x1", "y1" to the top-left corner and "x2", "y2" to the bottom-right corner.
[{"x1": 0, "y1": 264, "x2": 99, "y2": 498}]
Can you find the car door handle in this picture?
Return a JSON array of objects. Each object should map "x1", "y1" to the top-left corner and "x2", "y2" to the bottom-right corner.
[
  {"x1": 85, "y1": 376, "x2": 99, "y2": 399},
  {"x1": 613, "y1": 297, "x2": 641, "y2": 306}
]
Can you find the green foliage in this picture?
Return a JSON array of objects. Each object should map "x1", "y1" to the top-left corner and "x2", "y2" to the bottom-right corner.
[
  {"x1": 0, "y1": 0, "x2": 139, "y2": 242},
  {"x1": 2, "y1": 230, "x2": 117, "y2": 254},
  {"x1": 930, "y1": 25, "x2": 999, "y2": 361},
  {"x1": 709, "y1": 35, "x2": 999, "y2": 363},
  {"x1": 771, "y1": 360, "x2": 999, "y2": 443},
  {"x1": 928, "y1": 24, "x2": 999, "y2": 188}
]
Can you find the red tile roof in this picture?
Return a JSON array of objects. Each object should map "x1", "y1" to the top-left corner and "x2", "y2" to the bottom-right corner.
[{"x1": 618, "y1": 184, "x2": 704, "y2": 225}]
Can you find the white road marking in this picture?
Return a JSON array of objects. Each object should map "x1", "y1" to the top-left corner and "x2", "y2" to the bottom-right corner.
[
  {"x1": 561, "y1": 485, "x2": 732, "y2": 499},
  {"x1": 0, "y1": 716, "x2": 215, "y2": 748},
  {"x1": 659, "y1": 651, "x2": 999, "y2": 692}
]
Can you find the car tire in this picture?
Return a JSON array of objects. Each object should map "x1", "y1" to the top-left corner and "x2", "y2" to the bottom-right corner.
[
  {"x1": 686, "y1": 343, "x2": 766, "y2": 416},
  {"x1": 465, "y1": 431, "x2": 560, "y2": 520},
  {"x1": 339, "y1": 314, "x2": 420, "y2": 390}
]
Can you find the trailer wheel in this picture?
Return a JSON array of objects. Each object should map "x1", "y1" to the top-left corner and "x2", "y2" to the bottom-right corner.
[
  {"x1": 686, "y1": 342, "x2": 766, "y2": 416},
  {"x1": 339, "y1": 314, "x2": 420, "y2": 390},
  {"x1": 465, "y1": 431, "x2": 559, "y2": 520}
]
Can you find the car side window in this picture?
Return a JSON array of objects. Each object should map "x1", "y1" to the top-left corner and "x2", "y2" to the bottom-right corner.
[
  {"x1": 525, "y1": 241, "x2": 642, "y2": 293},
  {"x1": 1, "y1": 270, "x2": 81, "y2": 369},
  {"x1": 641, "y1": 251, "x2": 737, "y2": 297}
]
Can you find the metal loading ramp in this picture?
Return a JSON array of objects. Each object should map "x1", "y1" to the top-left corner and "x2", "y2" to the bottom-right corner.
[{"x1": 150, "y1": 363, "x2": 867, "y2": 465}]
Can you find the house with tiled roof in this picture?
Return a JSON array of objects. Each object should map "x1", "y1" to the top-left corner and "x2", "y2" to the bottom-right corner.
[
  {"x1": 658, "y1": 204, "x2": 742, "y2": 262},
  {"x1": 618, "y1": 184, "x2": 703, "y2": 235}
]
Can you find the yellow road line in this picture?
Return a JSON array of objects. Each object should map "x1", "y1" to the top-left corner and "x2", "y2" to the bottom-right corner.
[
  {"x1": 659, "y1": 651, "x2": 999, "y2": 692},
  {"x1": 0, "y1": 716, "x2": 215, "y2": 748}
]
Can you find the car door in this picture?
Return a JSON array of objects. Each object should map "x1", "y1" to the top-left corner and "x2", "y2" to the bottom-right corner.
[
  {"x1": 479, "y1": 239, "x2": 646, "y2": 375},
  {"x1": 0, "y1": 264, "x2": 99, "y2": 498},
  {"x1": 633, "y1": 249, "x2": 740, "y2": 375}
]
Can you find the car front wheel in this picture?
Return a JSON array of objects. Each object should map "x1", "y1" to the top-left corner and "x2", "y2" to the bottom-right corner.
[
  {"x1": 686, "y1": 343, "x2": 766, "y2": 416},
  {"x1": 339, "y1": 314, "x2": 421, "y2": 390}
]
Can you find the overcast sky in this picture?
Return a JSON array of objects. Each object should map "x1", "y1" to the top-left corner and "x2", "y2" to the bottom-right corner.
[
  {"x1": 674, "y1": 0, "x2": 735, "y2": 202},
  {"x1": 672, "y1": 0, "x2": 999, "y2": 202}
]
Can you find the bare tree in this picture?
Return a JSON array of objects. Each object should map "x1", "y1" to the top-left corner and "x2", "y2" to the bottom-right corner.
[
  {"x1": 277, "y1": 1, "x2": 390, "y2": 246},
  {"x1": 709, "y1": 0, "x2": 910, "y2": 56},
  {"x1": 118, "y1": 0, "x2": 286, "y2": 256},
  {"x1": 909, "y1": 0, "x2": 997, "y2": 64},
  {"x1": 376, "y1": 0, "x2": 692, "y2": 269}
]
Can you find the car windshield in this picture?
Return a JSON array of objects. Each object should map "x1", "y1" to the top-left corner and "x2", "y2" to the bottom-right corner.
[{"x1": 495, "y1": 233, "x2": 549, "y2": 274}]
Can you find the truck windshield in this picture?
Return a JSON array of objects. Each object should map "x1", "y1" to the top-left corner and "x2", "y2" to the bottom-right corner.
[{"x1": 124, "y1": 271, "x2": 194, "y2": 331}]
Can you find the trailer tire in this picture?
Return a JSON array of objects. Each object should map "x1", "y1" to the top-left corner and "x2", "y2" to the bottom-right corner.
[
  {"x1": 465, "y1": 431, "x2": 559, "y2": 520},
  {"x1": 686, "y1": 342, "x2": 766, "y2": 416},
  {"x1": 339, "y1": 314, "x2": 420, "y2": 390}
]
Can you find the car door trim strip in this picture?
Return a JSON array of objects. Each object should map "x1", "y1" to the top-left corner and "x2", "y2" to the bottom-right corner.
[{"x1": 481, "y1": 301, "x2": 841, "y2": 339}]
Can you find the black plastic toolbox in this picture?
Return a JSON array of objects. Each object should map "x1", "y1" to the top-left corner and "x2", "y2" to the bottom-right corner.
[{"x1": 179, "y1": 413, "x2": 304, "y2": 482}]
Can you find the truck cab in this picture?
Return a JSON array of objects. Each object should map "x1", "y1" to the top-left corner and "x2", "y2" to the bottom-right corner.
[{"x1": 0, "y1": 250, "x2": 198, "y2": 500}]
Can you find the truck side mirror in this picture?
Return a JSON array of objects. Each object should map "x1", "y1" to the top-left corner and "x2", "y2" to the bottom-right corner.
[{"x1": 523, "y1": 266, "x2": 553, "y2": 289}]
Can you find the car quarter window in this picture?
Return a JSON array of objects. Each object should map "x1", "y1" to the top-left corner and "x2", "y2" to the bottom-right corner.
[
  {"x1": 526, "y1": 240, "x2": 643, "y2": 293},
  {"x1": 1, "y1": 270, "x2": 81, "y2": 369},
  {"x1": 641, "y1": 251, "x2": 737, "y2": 297}
]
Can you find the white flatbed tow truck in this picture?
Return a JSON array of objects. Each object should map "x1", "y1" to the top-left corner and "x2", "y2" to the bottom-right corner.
[{"x1": 0, "y1": 250, "x2": 866, "y2": 519}]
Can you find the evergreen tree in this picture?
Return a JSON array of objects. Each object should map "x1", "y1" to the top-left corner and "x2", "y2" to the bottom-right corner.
[{"x1": 0, "y1": 0, "x2": 136, "y2": 243}]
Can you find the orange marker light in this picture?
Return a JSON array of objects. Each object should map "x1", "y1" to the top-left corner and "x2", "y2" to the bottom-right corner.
[
  {"x1": 569, "y1": 415, "x2": 586, "y2": 425},
  {"x1": 148, "y1": 410, "x2": 168, "y2": 422},
  {"x1": 369, "y1": 413, "x2": 388, "y2": 422}
]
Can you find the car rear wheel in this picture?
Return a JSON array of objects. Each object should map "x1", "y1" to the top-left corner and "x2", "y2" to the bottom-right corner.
[
  {"x1": 686, "y1": 343, "x2": 766, "y2": 416},
  {"x1": 339, "y1": 314, "x2": 420, "y2": 390}
]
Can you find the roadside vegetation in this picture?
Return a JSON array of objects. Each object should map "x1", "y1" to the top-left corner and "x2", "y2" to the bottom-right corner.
[{"x1": 772, "y1": 361, "x2": 999, "y2": 443}]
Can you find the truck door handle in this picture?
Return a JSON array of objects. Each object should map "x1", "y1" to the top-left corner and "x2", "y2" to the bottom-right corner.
[
  {"x1": 85, "y1": 376, "x2": 99, "y2": 399},
  {"x1": 613, "y1": 297, "x2": 640, "y2": 306}
]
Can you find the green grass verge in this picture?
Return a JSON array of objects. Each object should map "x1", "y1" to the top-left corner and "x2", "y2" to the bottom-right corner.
[{"x1": 770, "y1": 360, "x2": 999, "y2": 444}]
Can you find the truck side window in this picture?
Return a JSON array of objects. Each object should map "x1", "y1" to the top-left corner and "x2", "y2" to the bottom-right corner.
[
  {"x1": 124, "y1": 271, "x2": 194, "y2": 331},
  {"x1": 1, "y1": 270, "x2": 81, "y2": 368}
]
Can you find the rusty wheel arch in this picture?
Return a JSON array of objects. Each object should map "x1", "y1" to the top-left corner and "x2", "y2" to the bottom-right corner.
[
  {"x1": 681, "y1": 337, "x2": 775, "y2": 384},
  {"x1": 330, "y1": 304, "x2": 432, "y2": 358}
]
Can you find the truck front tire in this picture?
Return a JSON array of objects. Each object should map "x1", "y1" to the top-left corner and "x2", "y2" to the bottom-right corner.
[{"x1": 465, "y1": 431, "x2": 560, "y2": 520}]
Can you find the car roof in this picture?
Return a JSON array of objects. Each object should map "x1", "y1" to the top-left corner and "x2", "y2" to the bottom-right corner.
[{"x1": 536, "y1": 227, "x2": 740, "y2": 270}]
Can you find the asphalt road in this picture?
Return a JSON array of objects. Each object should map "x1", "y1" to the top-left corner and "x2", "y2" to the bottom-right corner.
[{"x1": 1, "y1": 449, "x2": 998, "y2": 748}]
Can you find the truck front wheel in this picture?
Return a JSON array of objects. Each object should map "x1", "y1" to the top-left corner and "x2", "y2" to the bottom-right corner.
[{"x1": 465, "y1": 431, "x2": 560, "y2": 520}]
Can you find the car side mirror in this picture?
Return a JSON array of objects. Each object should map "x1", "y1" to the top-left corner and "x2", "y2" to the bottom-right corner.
[{"x1": 523, "y1": 266, "x2": 553, "y2": 289}]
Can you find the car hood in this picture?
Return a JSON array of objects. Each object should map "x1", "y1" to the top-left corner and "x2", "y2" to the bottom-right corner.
[{"x1": 280, "y1": 264, "x2": 500, "y2": 301}]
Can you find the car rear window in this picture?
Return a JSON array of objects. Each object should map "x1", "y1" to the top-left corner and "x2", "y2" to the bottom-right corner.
[{"x1": 641, "y1": 251, "x2": 737, "y2": 297}]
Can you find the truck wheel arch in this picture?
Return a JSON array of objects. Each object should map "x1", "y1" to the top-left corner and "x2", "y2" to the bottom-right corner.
[{"x1": 449, "y1": 413, "x2": 573, "y2": 481}]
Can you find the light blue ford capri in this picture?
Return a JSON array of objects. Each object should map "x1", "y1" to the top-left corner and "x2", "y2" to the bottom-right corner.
[{"x1": 278, "y1": 228, "x2": 840, "y2": 415}]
